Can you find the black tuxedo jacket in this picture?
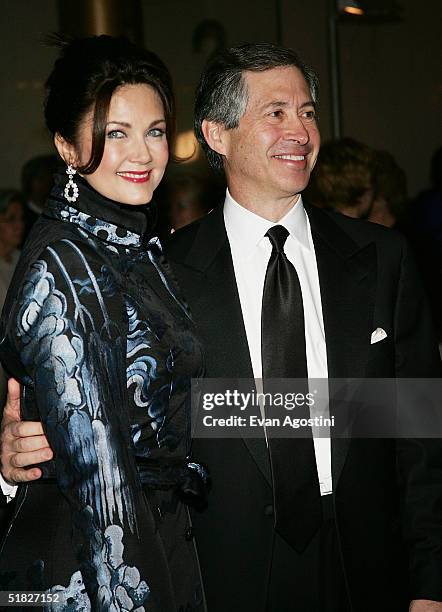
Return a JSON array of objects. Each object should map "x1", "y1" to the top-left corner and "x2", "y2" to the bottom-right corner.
[{"x1": 165, "y1": 202, "x2": 442, "y2": 611}]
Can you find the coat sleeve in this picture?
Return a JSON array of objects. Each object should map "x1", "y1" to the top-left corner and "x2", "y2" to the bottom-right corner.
[
  {"x1": 4, "y1": 239, "x2": 154, "y2": 608},
  {"x1": 393, "y1": 234, "x2": 442, "y2": 601}
]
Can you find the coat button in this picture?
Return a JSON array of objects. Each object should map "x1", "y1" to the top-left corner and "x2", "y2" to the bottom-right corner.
[
  {"x1": 185, "y1": 526, "x2": 194, "y2": 541},
  {"x1": 264, "y1": 504, "x2": 274, "y2": 517}
]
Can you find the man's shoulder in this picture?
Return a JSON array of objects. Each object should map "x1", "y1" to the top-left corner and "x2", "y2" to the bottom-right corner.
[
  {"x1": 305, "y1": 202, "x2": 407, "y2": 253},
  {"x1": 163, "y1": 206, "x2": 223, "y2": 260}
]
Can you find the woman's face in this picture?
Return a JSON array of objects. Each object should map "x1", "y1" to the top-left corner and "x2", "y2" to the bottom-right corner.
[
  {"x1": 0, "y1": 200, "x2": 24, "y2": 253},
  {"x1": 66, "y1": 83, "x2": 169, "y2": 206}
]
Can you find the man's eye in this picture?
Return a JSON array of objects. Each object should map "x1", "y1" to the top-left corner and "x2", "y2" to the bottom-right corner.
[
  {"x1": 269, "y1": 110, "x2": 283, "y2": 118},
  {"x1": 107, "y1": 130, "x2": 125, "y2": 138},
  {"x1": 302, "y1": 110, "x2": 316, "y2": 121}
]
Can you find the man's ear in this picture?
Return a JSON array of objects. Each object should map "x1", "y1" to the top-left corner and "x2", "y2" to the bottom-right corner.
[
  {"x1": 54, "y1": 133, "x2": 78, "y2": 167},
  {"x1": 201, "y1": 120, "x2": 229, "y2": 157}
]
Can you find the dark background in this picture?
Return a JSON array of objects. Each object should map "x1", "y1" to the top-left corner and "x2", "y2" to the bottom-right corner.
[{"x1": 1, "y1": 0, "x2": 441, "y2": 196}]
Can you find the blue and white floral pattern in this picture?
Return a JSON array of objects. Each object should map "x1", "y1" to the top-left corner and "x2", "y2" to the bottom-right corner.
[
  {"x1": 16, "y1": 248, "x2": 136, "y2": 533},
  {"x1": 0, "y1": 178, "x2": 206, "y2": 611},
  {"x1": 46, "y1": 517, "x2": 150, "y2": 611}
]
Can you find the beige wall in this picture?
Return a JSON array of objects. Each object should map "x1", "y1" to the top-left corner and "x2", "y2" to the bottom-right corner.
[
  {"x1": 258, "y1": 0, "x2": 442, "y2": 195},
  {"x1": 141, "y1": 0, "x2": 279, "y2": 177},
  {"x1": 0, "y1": 0, "x2": 58, "y2": 190},
  {"x1": 336, "y1": 0, "x2": 442, "y2": 194},
  {"x1": 1, "y1": 0, "x2": 440, "y2": 195},
  {"x1": 143, "y1": 0, "x2": 441, "y2": 195}
]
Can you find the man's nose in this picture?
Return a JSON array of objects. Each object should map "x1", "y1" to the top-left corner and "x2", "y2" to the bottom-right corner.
[{"x1": 284, "y1": 116, "x2": 309, "y2": 145}]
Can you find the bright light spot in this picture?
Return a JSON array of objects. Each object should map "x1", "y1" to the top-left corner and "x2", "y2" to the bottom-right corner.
[
  {"x1": 174, "y1": 130, "x2": 200, "y2": 162},
  {"x1": 343, "y1": 6, "x2": 364, "y2": 14}
]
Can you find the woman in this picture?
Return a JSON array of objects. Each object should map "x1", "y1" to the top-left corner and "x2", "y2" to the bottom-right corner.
[{"x1": 0, "y1": 36, "x2": 208, "y2": 611}]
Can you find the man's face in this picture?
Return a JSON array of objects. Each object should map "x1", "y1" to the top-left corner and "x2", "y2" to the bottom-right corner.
[{"x1": 219, "y1": 66, "x2": 320, "y2": 210}]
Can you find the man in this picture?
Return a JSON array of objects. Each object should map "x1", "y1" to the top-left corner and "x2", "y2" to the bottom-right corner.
[{"x1": 1, "y1": 44, "x2": 441, "y2": 611}]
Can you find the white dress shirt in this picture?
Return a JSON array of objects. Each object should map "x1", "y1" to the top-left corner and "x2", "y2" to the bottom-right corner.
[{"x1": 224, "y1": 190, "x2": 332, "y2": 495}]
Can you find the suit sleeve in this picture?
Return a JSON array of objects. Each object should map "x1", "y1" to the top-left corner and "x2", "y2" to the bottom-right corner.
[
  {"x1": 7, "y1": 240, "x2": 152, "y2": 608},
  {"x1": 394, "y1": 235, "x2": 442, "y2": 601},
  {"x1": 393, "y1": 234, "x2": 441, "y2": 376}
]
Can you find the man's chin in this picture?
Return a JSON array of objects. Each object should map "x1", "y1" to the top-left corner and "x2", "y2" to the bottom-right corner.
[{"x1": 275, "y1": 179, "x2": 310, "y2": 198}]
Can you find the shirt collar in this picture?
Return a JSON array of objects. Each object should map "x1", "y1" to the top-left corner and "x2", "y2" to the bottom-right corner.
[{"x1": 223, "y1": 188, "x2": 311, "y2": 254}]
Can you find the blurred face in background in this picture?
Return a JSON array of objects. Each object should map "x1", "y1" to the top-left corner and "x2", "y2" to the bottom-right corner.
[
  {"x1": 0, "y1": 200, "x2": 24, "y2": 257},
  {"x1": 30, "y1": 173, "x2": 55, "y2": 208},
  {"x1": 167, "y1": 181, "x2": 210, "y2": 230}
]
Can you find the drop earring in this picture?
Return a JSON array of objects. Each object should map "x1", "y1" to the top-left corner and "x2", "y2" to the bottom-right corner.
[{"x1": 64, "y1": 164, "x2": 79, "y2": 203}]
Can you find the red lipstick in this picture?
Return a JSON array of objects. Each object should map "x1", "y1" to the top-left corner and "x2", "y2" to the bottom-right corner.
[{"x1": 117, "y1": 171, "x2": 150, "y2": 183}]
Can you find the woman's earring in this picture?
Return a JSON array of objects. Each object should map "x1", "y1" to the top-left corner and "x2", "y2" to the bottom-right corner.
[{"x1": 64, "y1": 164, "x2": 79, "y2": 203}]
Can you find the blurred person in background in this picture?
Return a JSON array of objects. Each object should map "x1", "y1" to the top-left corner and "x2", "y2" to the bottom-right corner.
[
  {"x1": 412, "y1": 146, "x2": 442, "y2": 240},
  {"x1": 165, "y1": 174, "x2": 213, "y2": 230},
  {"x1": 20, "y1": 154, "x2": 59, "y2": 242},
  {"x1": 0, "y1": 189, "x2": 24, "y2": 308},
  {"x1": 0, "y1": 190, "x2": 24, "y2": 404},
  {"x1": 155, "y1": 173, "x2": 223, "y2": 236},
  {"x1": 306, "y1": 137, "x2": 375, "y2": 219},
  {"x1": 368, "y1": 150, "x2": 409, "y2": 228},
  {"x1": 408, "y1": 147, "x2": 442, "y2": 343}
]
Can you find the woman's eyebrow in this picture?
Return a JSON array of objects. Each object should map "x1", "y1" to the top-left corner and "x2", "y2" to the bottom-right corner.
[{"x1": 106, "y1": 121, "x2": 131, "y2": 127}]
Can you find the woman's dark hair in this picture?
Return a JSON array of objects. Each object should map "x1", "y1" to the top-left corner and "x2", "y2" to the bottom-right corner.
[{"x1": 44, "y1": 35, "x2": 176, "y2": 173}]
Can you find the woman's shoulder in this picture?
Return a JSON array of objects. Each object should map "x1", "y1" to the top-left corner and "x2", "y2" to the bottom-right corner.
[
  {"x1": 20, "y1": 217, "x2": 110, "y2": 276},
  {"x1": 3, "y1": 223, "x2": 125, "y2": 344},
  {"x1": 5, "y1": 219, "x2": 121, "y2": 323}
]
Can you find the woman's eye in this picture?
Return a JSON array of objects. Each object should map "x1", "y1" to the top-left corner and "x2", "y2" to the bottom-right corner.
[
  {"x1": 107, "y1": 130, "x2": 125, "y2": 138},
  {"x1": 148, "y1": 128, "x2": 166, "y2": 138},
  {"x1": 269, "y1": 110, "x2": 283, "y2": 118}
]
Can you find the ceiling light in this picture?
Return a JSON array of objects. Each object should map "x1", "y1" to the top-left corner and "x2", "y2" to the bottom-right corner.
[
  {"x1": 174, "y1": 131, "x2": 199, "y2": 163},
  {"x1": 344, "y1": 6, "x2": 364, "y2": 14},
  {"x1": 337, "y1": 0, "x2": 364, "y2": 15}
]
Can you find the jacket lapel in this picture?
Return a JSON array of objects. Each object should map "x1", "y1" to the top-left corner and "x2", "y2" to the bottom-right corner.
[
  {"x1": 306, "y1": 204, "x2": 377, "y2": 488},
  {"x1": 170, "y1": 203, "x2": 378, "y2": 491},
  {"x1": 168, "y1": 206, "x2": 272, "y2": 484}
]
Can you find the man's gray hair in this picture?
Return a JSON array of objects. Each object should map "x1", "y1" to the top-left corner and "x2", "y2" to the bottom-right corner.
[{"x1": 194, "y1": 42, "x2": 319, "y2": 172}]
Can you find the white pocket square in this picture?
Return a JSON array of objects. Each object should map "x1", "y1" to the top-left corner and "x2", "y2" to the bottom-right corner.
[{"x1": 371, "y1": 328, "x2": 387, "y2": 344}]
